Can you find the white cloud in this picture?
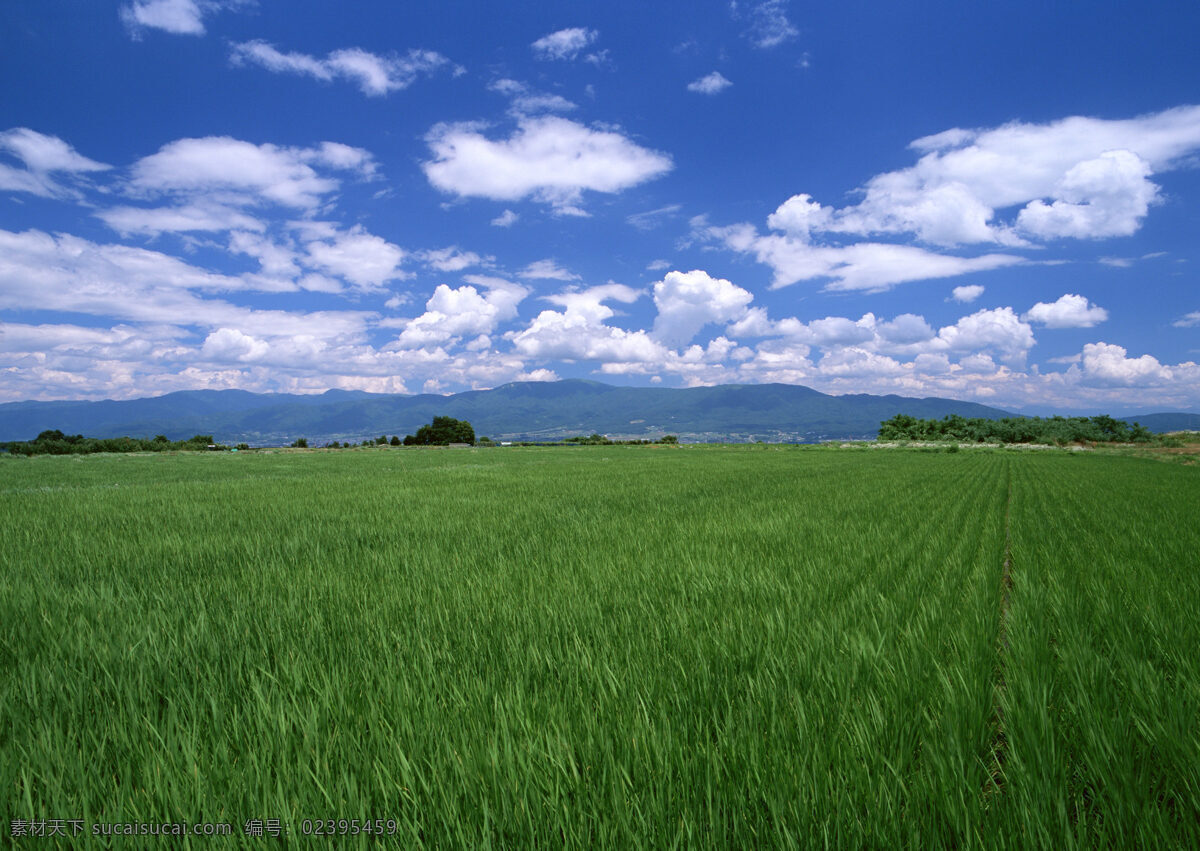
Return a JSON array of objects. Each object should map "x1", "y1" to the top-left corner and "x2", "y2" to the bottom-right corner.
[
  {"x1": 0, "y1": 128, "x2": 110, "y2": 199},
  {"x1": 766, "y1": 194, "x2": 833, "y2": 241},
  {"x1": 1023, "y1": 294, "x2": 1108, "y2": 328},
  {"x1": 651, "y1": 270, "x2": 753, "y2": 347},
  {"x1": 509, "y1": 284, "x2": 664, "y2": 364},
  {"x1": 0, "y1": 228, "x2": 373, "y2": 339},
  {"x1": 646, "y1": 259, "x2": 670, "y2": 271},
  {"x1": 121, "y1": 0, "x2": 207, "y2": 35},
  {"x1": 627, "y1": 205, "x2": 682, "y2": 231},
  {"x1": 1079, "y1": 342, "x2": 1178, "y2": 386},
  {"x1": 805, "y1": 316, "x2": 876, "y2": 347},
  {"x1": 129, "y1": 136, "x2": 375, "y2": 210},
  {"x1": 707, "y1": 219, "x2": 1022, "y2": 291},
  {"x1": 0, "y1": 128, "x2": 109, "y2": 174},
  {"x1": 392, "y1": 280, "x2": 529, "y2": 349},
  {"x1": 531, "y1": 28, "x2": 597, "y2": 61},
  {"x1": 700, "y1": 106, "x2": 1200, "y2": 298},
  {"x1": 302, "y1": 225, "x2": 406, "y2": 290},
  {"x1": 489, "y1": 80, "x2": 577, "y2": 116},
  {"x1": 951, "y1": 284, "x2": 985, "y2": 303},
  {"x1": 511, "y1": 93, "x2": 577, "y2": 115},
  {"x1": 738, "y1": 1, "x2": 799, "y2": 49},
  {"x1": 1015, "y1": 150, "x2": 1158, "y2": 240},
  {"x1": 230, "y1": 41, "x2": 455, "y2": 97},
  {"x1": 877, "y1": 313, "x2": 935, "y2": 344},
  {"x1": 488, "y1": 79, "x2": 525, "y2": 96},
  {"x1": 1173, "y1": 311, "x2": 1200, "y2": 328},
  {"x1": 726, "y1": 307, "x2": 791, "y2": 339},
  {"x1": 201, "y1": 327, "x2": 270, "y2": 362},
  {"x1": 520, "y1": 259, "x2": 579, "y2": 281},
  {"x1": 802, "y1": 105, "x2": 1200, "y2": 248},
  {"x1": 816, "y1": 347, "x2": 905, "y2": 379},
  {"x1": 420, "y1": 246, "x2": 490, "y2": 272},
  {"x1": 422, "y1": 117, "x2": 672, "y2": 212},
  {"x1": 687, "y1": 72, "x2": 732, "y2": 95},
  {"x1": 491, "y1": 209, "x2": 519, "y2": 228},
  {"x1": 934, "y1": 307, "x2": 1034, "y2": 364},
  {"x1": 98, "y1": 203, "x2": 264, "y2": 236},
  {"x1": 228, "y1": 231, "x2": 301, "y2": 279},
  {"x1": 0, "y1": 228, "x2": 575, "y2": 400}
]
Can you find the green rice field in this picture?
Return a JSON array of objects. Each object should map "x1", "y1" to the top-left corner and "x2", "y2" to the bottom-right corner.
[{"x1": 1, "y1": 446, "x2": 1198, "y2": 847}]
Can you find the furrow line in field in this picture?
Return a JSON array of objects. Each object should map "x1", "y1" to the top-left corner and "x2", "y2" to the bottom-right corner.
[{"x1": 985, "y1": 460, "x2": 1014, "y2": 801}]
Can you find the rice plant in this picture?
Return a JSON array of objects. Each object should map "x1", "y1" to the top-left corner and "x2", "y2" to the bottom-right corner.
[{"x1": 0, "y1": 446, "x2": 1195, "y2": 847}]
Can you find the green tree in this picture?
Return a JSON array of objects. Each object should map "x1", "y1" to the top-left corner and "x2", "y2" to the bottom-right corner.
[{"x1": 405, "y1": 416, "x2": 476, "y2": 446}]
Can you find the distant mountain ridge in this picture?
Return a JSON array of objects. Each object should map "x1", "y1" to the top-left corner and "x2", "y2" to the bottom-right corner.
[{"x1": 0, "y1": 380, "x2": 1189, "y2": 444}]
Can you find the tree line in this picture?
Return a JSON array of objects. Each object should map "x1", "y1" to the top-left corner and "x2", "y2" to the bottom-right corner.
[
  {"x1": 878, "y1": 414, "x2": 1153, "y2": 444},
  {"x1": 0, "y1": 430, "x2": 247, "y2": 456}
]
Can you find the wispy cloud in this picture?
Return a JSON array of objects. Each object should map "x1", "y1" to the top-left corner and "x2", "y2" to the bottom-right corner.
[{"x1": 230, "y1": 40, "x2": 457, "y2": 96}]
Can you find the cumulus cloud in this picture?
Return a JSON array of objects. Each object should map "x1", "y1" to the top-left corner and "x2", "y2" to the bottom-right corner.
[
  {"x1": 531, "y1": 27, "x2": 598, "y2": 61},
  {"x1": 1023, "y1": 294, "x2": 1109, "y2": 328},
  {"x1": 1015, "y1": 150, "x2": 1158, "y2": 240},
  {"x1": 1079, "y1": 342, "x2": 1177, "y2": 386},
  {"x1": 934, "y1": 307, "x2": 1035, "y2": 364},
  {"x1": 699, "y1": 106, "x2": 1200, "y2": 307},
  {"x1": 508, "y1": 284, "x2": 665, "y2": 364},
  {"x1": 951, "y1": 284, "x2": 985, "y2": 303},
  {"x1": 877, "y1": 313, "x2": 936, "y2": 344},
  {"x1": 780, "y1": 105, "x2": 1200, "y2": 249},
  {"x1": 651, "y1": 270, "x2": 752, "y2": 347},
  {"x1": 491, "y1": 209, "x2": 519, "y2": 227},
  {"x1": 392, "y1": 280, "x2": 529, "y2": 349},
  {"x1": 687, "y1": 72, "x2": 732, "y2": 95},
  {"x1": 201, "y1": 327, "x2": 270, "y2": 362},
  {"x1": 422, "y1": 117, "x2": 672, "y2": 212},
  {"x1": 230, "y1": 41, "x2": 455, "y2": 97},
  {"x1": 0, "y1": 228, "x2": 570, "y2": 401}
]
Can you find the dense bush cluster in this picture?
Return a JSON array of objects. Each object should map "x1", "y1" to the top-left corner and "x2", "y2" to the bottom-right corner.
[
  {"x1": 878, "y1": 414, "x2": 1152, "y2": 444},
  {"x1": 1, "y1": 430, "x2": 225, "y2": 456}
]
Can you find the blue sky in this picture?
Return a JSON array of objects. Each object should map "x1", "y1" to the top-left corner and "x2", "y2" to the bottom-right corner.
[{"x1": 2, "y1": 0, "x2": 1198, "y2": 412}]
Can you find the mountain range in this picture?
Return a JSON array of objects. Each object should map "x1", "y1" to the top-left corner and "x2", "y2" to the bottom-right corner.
[{"x1": 1, "y1": 381, "x2": 1196, "y2": 445}]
